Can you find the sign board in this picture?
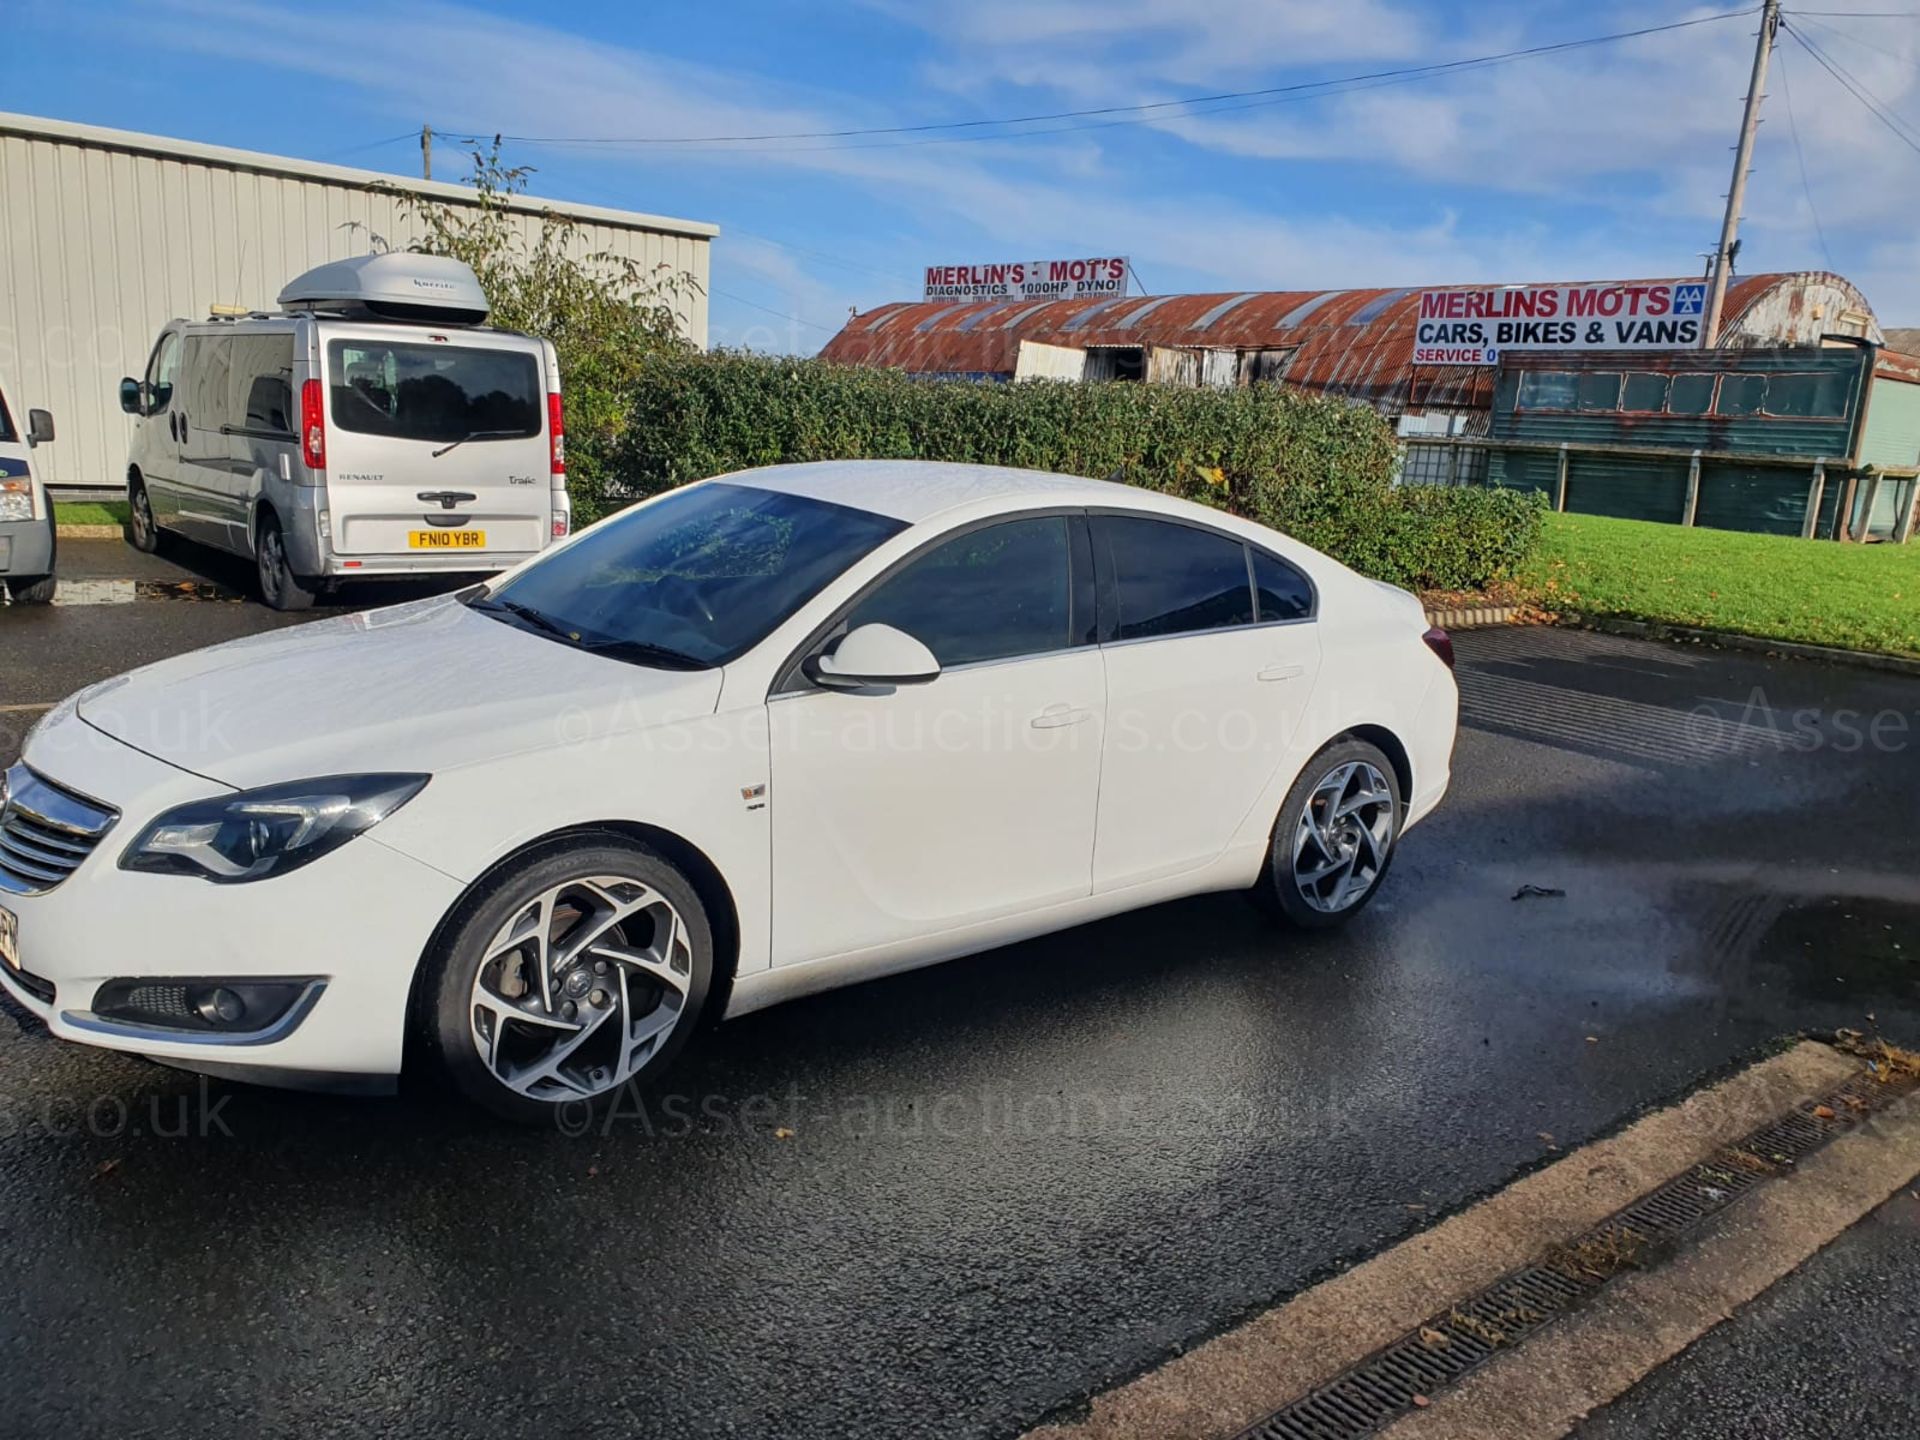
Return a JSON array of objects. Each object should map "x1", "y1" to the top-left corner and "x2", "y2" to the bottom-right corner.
[
  {"x1": 924, "y1": 257, "x2": 1130, "y2": 303},
  {"x1": 1411, "y1": 281, "x2": 1709, "y2": 365}
]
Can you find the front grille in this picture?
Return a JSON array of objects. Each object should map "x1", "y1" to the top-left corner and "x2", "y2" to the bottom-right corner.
[{"x1": 0, "y1": 763, "x2": 119, "y2": 896}]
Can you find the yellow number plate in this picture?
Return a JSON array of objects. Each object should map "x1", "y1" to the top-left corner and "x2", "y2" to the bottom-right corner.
[{"x1": 408, "y1": 529, "x2": 488, "y2": 550}]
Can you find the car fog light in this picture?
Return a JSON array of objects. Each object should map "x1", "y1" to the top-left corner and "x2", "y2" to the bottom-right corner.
[
  {"x1": 193, "y1": 986, "x2": 247, "y2": 1026},
  {"x1": 90, "y1": 977, "x2": 321, "y2": 1035}
]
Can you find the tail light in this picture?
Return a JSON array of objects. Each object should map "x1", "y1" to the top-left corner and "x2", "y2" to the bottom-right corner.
[
  {"x1": 547, "y1": 392, "x2": 566, "y2": 476},
  {"x1": 300, "y1": 379, "x2": 326, "y2": 470},
  {"x1": 1422, "y1": 626, "x2": 1456, "y2": 671}
]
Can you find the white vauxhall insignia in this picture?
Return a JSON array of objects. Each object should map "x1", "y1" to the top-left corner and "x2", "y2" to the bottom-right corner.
[{"x1": 0, "y1": 462, "x2": 1458, "y2": 1122}]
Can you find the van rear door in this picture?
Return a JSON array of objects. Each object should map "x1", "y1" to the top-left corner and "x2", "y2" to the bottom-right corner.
[{"x1": 319, "y1": 325, "x2": 552, "y2": 559}]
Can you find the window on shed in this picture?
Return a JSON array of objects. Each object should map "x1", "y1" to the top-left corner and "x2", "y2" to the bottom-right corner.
[
  {"x1": 1621, "y1": 373, "x2": 1670, "y2": 412},
  {"x1": 1763, "y1": 371, "x2": 1850, "y2": 418},
  {"x1": 1716, "y1": 373, "x2": 1768, "y2": 416},
  {"x1": 1577, "y1": 372, "x2": 1623, "y2": 412},
  {"x1": 1517, "y1": 371, "x2": 1579, "y2": 409},
  {"x1": 1668, "y1": 374, "x2": 1716, "y2": 414}
]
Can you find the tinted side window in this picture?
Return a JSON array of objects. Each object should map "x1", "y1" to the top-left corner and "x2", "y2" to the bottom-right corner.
[
  {"x1": 229, "y1": 334, "x2": 296, "y2": 435},
  {"x1": 844, "y1": 516, "x2": 1072, "y2": 667},
  {"x1": 185, "y1": 336, "x2": 233, "y2": 428},
  {"x1": 1097, "y1": 516, "x2": 1253, "y2": 641},
  {"x1": 1252, "y1": 549, "x2": 1314, "y2": 622}
]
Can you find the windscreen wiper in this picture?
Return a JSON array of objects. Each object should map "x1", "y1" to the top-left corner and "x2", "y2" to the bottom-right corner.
[
  {"x1": 470, "y1": 596, "x2": 580, "y2": 644},
  {"x1": 431, "y1": 429, "x2": 521, "y2": 458},
  {"x1": 581, "y1": 638, "x2": 710, "y2": 671}
]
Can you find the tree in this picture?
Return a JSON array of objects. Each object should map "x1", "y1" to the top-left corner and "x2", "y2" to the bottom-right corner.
[{"x1": 389, "y1": 140, "x2": 700, "y2": 522}]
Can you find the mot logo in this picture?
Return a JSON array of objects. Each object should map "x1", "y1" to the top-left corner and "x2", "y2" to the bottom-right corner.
[{"x1": 1672, "y1": 283, "x2": 1707, "y2": 316}]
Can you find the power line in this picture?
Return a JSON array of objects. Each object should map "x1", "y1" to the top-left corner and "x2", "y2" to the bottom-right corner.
[
  {"x1": 444, "y1": 9, "x2": 1756, "y2": 154},
  {"x1": 711, "y1": 288, "x2": 836, "y2": 333},
  {"x1": 318, "y1": 131, "x2": 420, "y2": 163},
  {"x1": 1782, "y1": 18, "x2": 1920, "y2": 153},
  {"x1": 1774, "y1": 46, "x2": 1836, "y2": 268}
]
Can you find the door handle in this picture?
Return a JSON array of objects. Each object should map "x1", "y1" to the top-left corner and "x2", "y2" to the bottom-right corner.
[
  {"x1": 1257, "y1": 664, "x2": 1306, "y2": 683},
  {"x1": 1031, "y1": 704, "x2": 1091, "y2": 729}
]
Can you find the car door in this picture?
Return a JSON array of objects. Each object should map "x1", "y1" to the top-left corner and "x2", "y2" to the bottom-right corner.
[
  {"x1": 1090, "y1": 512, "x2": 1323, "y2": 891},
  {"x1": 173, "y1": 333, "x2": 237, "y2": 549},
  {"x1": 768, "y1": 512, "x2": 1105, "y2": 967},
  {"x1": 137, "y1": 330, "x2": 187, "y2": 526}
]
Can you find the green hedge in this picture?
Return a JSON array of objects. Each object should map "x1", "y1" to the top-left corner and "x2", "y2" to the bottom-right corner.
[{"x1": 591, "y1": 350, "x2": 1544, "y2": 592}]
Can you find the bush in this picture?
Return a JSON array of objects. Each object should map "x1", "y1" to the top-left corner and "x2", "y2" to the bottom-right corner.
[{"x1": 610, "y1": 351, "x2": 1544, "y2": 593}]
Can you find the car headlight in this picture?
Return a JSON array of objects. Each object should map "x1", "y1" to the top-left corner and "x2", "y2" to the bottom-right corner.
[
  {"x1": 120, "y1": 774, "x2": 428, "y2": 883},
  {"x1": 0, "y1": 480, "x2": 34, "y2": 523}
]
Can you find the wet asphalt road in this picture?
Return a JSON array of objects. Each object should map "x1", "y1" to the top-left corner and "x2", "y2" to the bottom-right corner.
[{"x1": 2, "y1": 541, "x2": 1919, "y2": 1438}]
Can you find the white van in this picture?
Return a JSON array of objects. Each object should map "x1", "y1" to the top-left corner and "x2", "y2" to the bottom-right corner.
[
  {"x1": 119, "y1": 254, "x2": 569, "y2": 610},
  {"x1": 0, "y1": 372, "x2": 57, "y2": 605}
]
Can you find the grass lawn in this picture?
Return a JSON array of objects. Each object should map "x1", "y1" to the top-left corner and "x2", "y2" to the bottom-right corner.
[
  {"x1": 1521, "y1": 512, "x2": 1920, "y2": 659},
  {"x1": 50, "y1": 499, "x2": 128, "y2": 527}
]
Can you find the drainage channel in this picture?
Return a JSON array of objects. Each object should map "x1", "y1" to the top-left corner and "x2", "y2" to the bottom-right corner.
[{"x1": 1233, "y1": 1065, "x2": 1915, "y2": 1440}]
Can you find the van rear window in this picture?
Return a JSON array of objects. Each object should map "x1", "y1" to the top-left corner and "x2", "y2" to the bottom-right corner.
[{"x1": 327, "y1": 340, "x2": 540, "y2": 444}]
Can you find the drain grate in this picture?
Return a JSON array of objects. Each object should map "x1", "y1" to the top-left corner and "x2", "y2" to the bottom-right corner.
[{"x1": 1234, "y1": 1068, "x2": 1911, "y2": 1440}]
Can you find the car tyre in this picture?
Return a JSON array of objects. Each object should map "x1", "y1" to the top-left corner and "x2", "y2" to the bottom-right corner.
[
  {"x1": 9, "y1": 573, "x2": 57, "y2": 605},
  {"x1": 1253, "y1": 737, "x2": 1403, "y2": 931},
  {"x1": 126, "y1": 475, "x2": 163, "y2": 555},
  {"x1": 256, "y1": 511, "x2": 318, "y2": 612},
  {"x1": 421, "y1": 838, "x2": 715, "y2": 1126}
]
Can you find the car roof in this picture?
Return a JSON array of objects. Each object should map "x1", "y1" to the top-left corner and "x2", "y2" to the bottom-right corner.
[{"x1": 719, "y1": 460, "x2": 1205, "y2": 525}]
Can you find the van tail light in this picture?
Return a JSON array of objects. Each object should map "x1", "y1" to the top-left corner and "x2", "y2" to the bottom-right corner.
[
  {"x1": 300, "y1": 379, "x2": 326, "y2": 470},
  {"x1": 548, "y1": 392, "x2": 566, "y2": 476},
  {"x1": 1422, "y1": 626, "x2": 1456, "y2": 671}
]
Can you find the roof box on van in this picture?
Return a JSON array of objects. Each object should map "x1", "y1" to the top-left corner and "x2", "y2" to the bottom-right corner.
[{"x1": 277, "y1": 253, "x2": 491, "y2": 325}]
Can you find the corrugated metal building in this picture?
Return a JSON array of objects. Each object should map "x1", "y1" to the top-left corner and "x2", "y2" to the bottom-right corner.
[
  {"x1": 819, "y1": 273, "x2": 1880, "y2": 424},
  {"x1": 0, "y1": 112, "x2": 717, "y2": 490},
  {"x1": 1486, "y1": 346, "x2": 1919, "y2": 540}
]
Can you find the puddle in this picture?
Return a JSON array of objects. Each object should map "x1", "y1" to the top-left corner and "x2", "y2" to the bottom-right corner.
[{"x1": 1757, "y1": 896, "x2": 1920, "y2": 1001}]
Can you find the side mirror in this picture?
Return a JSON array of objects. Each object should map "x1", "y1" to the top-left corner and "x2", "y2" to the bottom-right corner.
[
  {"x1": 119, "y1": 378, "x2": 143, "y2": 416},
  {"x1": 26, "y1": 409, "x2": 54, "y2": 447},
  {"x1": 804, "y1": 623, "x2": 941, "y2": 689}
]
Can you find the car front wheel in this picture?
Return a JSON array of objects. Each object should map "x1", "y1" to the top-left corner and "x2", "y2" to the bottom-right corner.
[
  {"x1": 423, "y1": 839, "x2": 714, "y2": 1125},
  {"x1": 1254, "y1": 738, "x2": 1402, "y2": 930}
]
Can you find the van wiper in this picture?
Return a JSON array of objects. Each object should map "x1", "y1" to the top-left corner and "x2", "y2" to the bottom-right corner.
[
  {"x1": 431, "y1": 429, "x2": 520, "y2": 458},
  {"x1": 581, "y1": 638, "x2": 710, "y2": 671},
  {"x1": 469, "y1": 596, "x2": 580, "y2": 644}
]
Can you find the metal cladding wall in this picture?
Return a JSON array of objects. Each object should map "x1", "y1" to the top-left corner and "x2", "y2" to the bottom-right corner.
[
  {"x1": 818, "y1": 273, "x2": 1879, "y2": 419},
  {"x1": 1487, "y1": 348, "x2": 1871, "y2": 536},
  {"x1": 0, "y1": 112, "x2": 717, "y2": 490}
]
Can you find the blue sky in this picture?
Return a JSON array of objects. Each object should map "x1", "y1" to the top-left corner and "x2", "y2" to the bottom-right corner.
[{"x1": 12, "y1": 1, "x2": 1920, "y2": 350}]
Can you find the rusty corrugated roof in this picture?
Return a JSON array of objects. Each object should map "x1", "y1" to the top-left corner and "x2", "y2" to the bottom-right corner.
[{"x1": 818, "y1": 272, "x2": 1876, "y2": 413}]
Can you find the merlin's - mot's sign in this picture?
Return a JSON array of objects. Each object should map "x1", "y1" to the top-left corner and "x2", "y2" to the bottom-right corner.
[
  {"x1": 1411, "y1": 281, "x2": 1709, "y2": 365},
  {"x1": 923, "y1": 257, "x2": 1130, "y2": 302}
]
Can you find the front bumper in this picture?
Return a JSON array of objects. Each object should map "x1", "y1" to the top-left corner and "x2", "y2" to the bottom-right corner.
[
  {"x1": 4, "y1": 710, "x2": 463, "y2": 1081},
  {"x1": 0, "y1": 515, "x2": 55, "y2": 578}
]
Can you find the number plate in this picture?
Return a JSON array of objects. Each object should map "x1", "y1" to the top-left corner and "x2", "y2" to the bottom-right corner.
[
  {"x1": 0, "y1": 905, "x2": 18, "y2": 973},
  {"x1": 408, "y1": 529, "x2": 488, "y2": 550}
]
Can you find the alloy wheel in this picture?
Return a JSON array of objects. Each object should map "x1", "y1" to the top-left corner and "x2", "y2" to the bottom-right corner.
[
  {"x1": 132, "y1": 487, "x2": 154, "y2": 546},
  {"x1": 1292, "y1": 760, "x2": 1396, "y2": 914},
  {"x1": 467, "y1": 875, "x2": 692, "y2": 1102},
  {"x1": 259, "y1": 528, "x2": 285, "y2": 606}
]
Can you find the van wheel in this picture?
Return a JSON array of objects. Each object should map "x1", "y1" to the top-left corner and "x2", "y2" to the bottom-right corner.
[
  {"x1": 9, "y1": 574, "x2": 57, "y2": 605},
  {"x1": 126, "y1": 478, "x2": 162, "y2": 554},
  {"x1": 256, "y1": 514, "x2": 318, "y2": 612}
]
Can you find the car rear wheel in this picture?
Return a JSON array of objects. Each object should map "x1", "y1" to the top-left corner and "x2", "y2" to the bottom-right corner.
[
  {"x1": 255, "y1": 513, "x2": 317, "y2": 612},
  {"x1": 1253, "y1": 738, "x2": 1402, "y2": 930},
  {"x1": 423, "y1": 839, "x2": 714, "y2": 1125}
]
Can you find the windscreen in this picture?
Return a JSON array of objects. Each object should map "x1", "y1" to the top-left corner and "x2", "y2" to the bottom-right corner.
[
  {"x1": 327, "y1": 339, "x2": 540, "y2": 444},
  {"x1": 476, "y1": 482, "x2": 907, "y2": 668}
]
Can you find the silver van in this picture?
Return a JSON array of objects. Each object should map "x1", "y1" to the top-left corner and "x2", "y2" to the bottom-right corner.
[
  {"x1": 0, "y1": 372, "x2": 57, "y2": 606},
  {"x1": 119, "y1": 254, "x2": 569, "y2": 611}
]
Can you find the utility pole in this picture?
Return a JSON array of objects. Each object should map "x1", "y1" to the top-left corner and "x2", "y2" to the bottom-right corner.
[
  {"x1": 421, "y1": 124, "x2": 433, "y2": 182},
  {"x1": 1703, "y1": 0, "x2": 1779, "y2": 347}
]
